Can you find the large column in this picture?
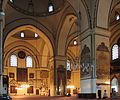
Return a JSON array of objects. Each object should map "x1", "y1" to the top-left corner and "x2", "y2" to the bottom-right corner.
[
  {"x1": 0, "y1": 10, "x2": 4, "y2": 95},
  {"x1": 80, "y1": 29, "x2": 96, "y2": 98},
  {"x1": 54, "y1": 56, "x2": 67, "y2": 96},
  {"x1": 95, "y1": 27, "x2": 110, "y2": 98},
  {"x1": 49, "y1": 57, "x2": 55, "y2": 96}
]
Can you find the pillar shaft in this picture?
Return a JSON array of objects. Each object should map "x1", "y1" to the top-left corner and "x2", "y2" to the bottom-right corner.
[
  {"x1": 0, "y1": 14, "x2": 4, "y2": 95},
  {"x1": 54, "y1": 56, "x2": 67, "y2": 96}
]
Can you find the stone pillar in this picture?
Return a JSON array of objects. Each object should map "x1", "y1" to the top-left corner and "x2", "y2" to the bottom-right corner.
[
  {"x1": 0, "y1": 10, "x2": 4, "y2": 95},
  {"x1": 95, "y1": 27, "x2": 110, "y2": 98},
  {"x1": 49, "y1": 57, "x2": 55, "y2": 96},
  {"x1": 80, "y1": 29, "x2": 96, "y2": 98},
  {"x1": 54, "y1": 56, "x2": 67, "y2": 96}
]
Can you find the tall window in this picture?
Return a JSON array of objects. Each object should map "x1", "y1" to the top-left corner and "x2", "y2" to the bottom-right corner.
[
  {"x1": 67, "y1": 60, "x2": 71, "y2": 70},
  {"x1": 10, "y1": 54, "x2": 17, "y2": 66},
  {"x1": 112, "y1": 44, "x2": 119, "y2": 60},
  {"x1": 26, "y1": 56, "x2": 32, "y2": 67}
]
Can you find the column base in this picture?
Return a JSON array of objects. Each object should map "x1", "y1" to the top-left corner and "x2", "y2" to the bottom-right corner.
[{"x1": 78, "y1": 93, "x2": 96, "y2": 99}]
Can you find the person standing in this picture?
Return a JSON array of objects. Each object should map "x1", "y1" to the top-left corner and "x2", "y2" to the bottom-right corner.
[
  {"x1": 97, "y1": 85, "x2": 101, "y2": 99},
  {"x1": 98, "y1": 90, "x2": 101, "y2": 99}
]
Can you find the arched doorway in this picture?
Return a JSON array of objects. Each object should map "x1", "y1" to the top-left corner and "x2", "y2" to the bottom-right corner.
[{"x1": 111, "y1": 78, "x2": 118, "y2": 92}]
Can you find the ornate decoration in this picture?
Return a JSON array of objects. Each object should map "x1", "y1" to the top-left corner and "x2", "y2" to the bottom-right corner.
[
  {"x1": 80, "y1": 45, "x2": 91, "y2": 78},
  {"x1": 29, "y1": 73, "x2": 34, "y2": 78},
  {"x1": 9, "y1": 72, "x2": 14, "y2": 78},
  {"x1": 18, "y1": 51, "x2": 26, "y2": 59},
  {"x1": 40, "y1": 70, "x2": 49, "y2": 78}
]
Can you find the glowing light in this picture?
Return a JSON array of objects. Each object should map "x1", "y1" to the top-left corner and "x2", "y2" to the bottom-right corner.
[
  {"x1": 116, "y1": 15, "x2": 120, "y2": 20},
  {"x1": 15, "y1": 87, "x2": 23, "y2": 90},
  {"x1": 49, "y1": 4, "x2": 53, "y2": 12},
  {"x1": 20, "y1": 32, "x2": 24, "y2": 38},
  {"x1": 10, "y1": 0, "x2": 13, "y2": 3},
  {"x1": 105, "y1": 81, "x2": 110, "y2": 85},
  {"x1": 35, "y1": 33, "x2": 38, "y2": 37},
  {"x1": 74, "y1": 40, "x2": 77, "y2": 45},
  {"x1": 20, "y1": 84, "x2": 30, "y2": 88},
  {"x1": 66, "y1": 85, "x2": 75, "y2": 89}
]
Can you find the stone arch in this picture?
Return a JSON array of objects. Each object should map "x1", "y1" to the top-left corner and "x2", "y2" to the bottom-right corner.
[
  {"x1": 4, "y1": 40, "x2": 40, "y2": 67},
  {"x1": 57, "y1": 14, "x2": 77, "y2": 56},
  {"x1": 4, "y1": 25, "x2": 54, "y2": 57},
  {"x1": 97, "y1": 0, "x2": 112, "y2": 29}
]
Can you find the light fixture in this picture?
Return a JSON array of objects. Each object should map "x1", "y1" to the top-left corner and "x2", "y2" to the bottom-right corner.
[{"x1": 48, "y1": 0, "x2": 54, "y2": 13}]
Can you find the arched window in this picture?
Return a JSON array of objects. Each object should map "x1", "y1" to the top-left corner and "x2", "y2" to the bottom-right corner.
[
  {"x1": 111, "y1": 78, "x2": 118, "y2": 92},
  {"x1": 48, "y1": 0, "x2": 54, "y2": 13},
  {"x1": 26, "y1": 56, "x2": 32, "y2": 67},
  {"x1": 10, "y1": 54, "x2": 17, "y2": 66},
  {"x1": 67, "y1": 60, "x2": 71, "y2": 70},
  {"x1": 112, "y1": 44, "x2": 119, "y2": 60}
]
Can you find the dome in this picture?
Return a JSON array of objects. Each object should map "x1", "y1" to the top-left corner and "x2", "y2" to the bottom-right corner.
[{"x1": 8, "y1": 0, "x2": 66, "y2": 17}]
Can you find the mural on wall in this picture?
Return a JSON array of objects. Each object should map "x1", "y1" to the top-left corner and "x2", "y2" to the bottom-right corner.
[
  {"x1": 96, "y1": 42, "x2": 110, "y2": 79},
  {"x1": 80, "y1": 45, "x2": 92, "y2": 78}
]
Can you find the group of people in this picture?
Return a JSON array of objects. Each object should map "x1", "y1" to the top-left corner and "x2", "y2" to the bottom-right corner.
[{"x1": 98, "y1": 89, "x2": 118, "y2": 99}]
